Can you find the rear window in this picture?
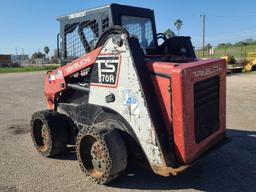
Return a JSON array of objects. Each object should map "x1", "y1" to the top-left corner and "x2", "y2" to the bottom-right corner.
[{"x1": 121, "y1": 16, "x2": 155, "y2": 49}]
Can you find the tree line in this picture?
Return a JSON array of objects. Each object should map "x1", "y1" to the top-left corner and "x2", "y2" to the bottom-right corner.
[
  {"x1": 200, "y1": 39, "x2": 256, "y2": 51},
  {"x1": 217, "y1": 38, "x2": 256, "y2": 48},
  {"x1": 32, "y1": 46, "x2": 50, "y2": 59},
  {"x1": 31, "y1": 46, "x2": 59, "y2": 63}
]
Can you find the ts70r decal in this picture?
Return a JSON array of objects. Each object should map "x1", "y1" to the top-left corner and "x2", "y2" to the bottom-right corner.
[{"x1": 91, "y1": 55, "x2": 121, "y2": 88}]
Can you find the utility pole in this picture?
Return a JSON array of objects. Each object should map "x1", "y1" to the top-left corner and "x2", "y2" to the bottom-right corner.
[
  {"x1": 200, "y1": 14, "x2": 206, "y2": 58},
  {"x1": 244, "y1": 43, "x2": 247, "y2": 61},
  {"x1": 240, "y1": 44, "x2": 243, "y2": 61}
]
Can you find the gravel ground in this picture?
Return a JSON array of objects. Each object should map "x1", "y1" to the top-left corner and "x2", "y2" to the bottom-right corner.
[{"x1": 0, "y1": 71, "x2": 255, "y2": 192}]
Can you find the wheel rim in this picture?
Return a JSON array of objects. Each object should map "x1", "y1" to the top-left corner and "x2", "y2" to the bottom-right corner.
[
  {"x1": 33, "y1": 119, "x2": 50, "y2": 152},
  {"x1": 79, "y1": 135, "x2": 107, "y2": 178},
  {"x1": 40, "y1": 125, "x2": 49, "y2": 152}
]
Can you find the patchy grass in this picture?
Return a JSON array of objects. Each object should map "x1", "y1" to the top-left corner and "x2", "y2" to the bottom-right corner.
[
  {"x1": 196, "y1": 44, "x2": 256, "y2": 59},
  {"x1": 0, "y1": 64, "x2": 60, "y2": 73}
]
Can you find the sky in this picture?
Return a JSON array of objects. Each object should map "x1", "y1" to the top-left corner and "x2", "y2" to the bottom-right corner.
[{"x1": 1, "y1": 0, "x2": 256, "y2": 56}]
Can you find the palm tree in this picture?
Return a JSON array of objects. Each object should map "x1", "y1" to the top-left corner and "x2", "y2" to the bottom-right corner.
[
  {"x1": 174, "y1": 19, "x2": 183, "y2": 36},
  {"x1": 164, "y1": 29, "x2": 175, "y2": 39},
  {"x1": 44, "y1": 46, "x2": 50, "y2": 58}
]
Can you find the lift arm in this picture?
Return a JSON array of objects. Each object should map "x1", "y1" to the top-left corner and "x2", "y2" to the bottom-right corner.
[{"x1": 44, "y1": 47, "x2": 102, "y2": 109}]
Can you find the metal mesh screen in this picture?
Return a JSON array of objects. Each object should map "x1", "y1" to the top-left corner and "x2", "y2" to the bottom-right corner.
[
  {"x1": 121, "y1": 16, "x2": 154, "y2": 49},
  {"x1": 66, "y1": 24, "x2": 85, "y2": 59},
  {"x1": 64, "y1": 19, "x2": 107, "y2": 60},
  {"x1": 145, "y1": 22, "x2": 153, "y2": 45},
  {"x1": 124, "y1": 23, "x2": 142, "y2": 41}
]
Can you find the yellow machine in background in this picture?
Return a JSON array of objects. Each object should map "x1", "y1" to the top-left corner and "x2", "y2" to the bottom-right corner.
[
  {"x1": 243, "y1": 52, "x2": 256, "y2": 72},
  {"x1": 222, "y1": 53, "x2": 256, "y2": 73},
  {"x1": 221, "y1": 55, "x2": 244, "y2": 73}
]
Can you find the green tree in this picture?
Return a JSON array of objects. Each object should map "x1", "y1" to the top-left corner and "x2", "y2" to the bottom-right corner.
[
  {"x1": 244, "y1": 38, "x2": 254, "y2": 44},
  {"x1": 174, "y1": 19, "x2": 183, "y2": 36},
  {"x1": 32, "y1": 51, "x2": 45, "y2": 59},
  {"x1": 164, "y1": 29, "x2": 175, "y2": 39},
  {"x1": 234, "y1": 41, "x2": 243, "y2": 46},
  {"x1": 226, "y1": 43, "x2": 233, "y2": 47},
  {"x1": 217, "y1": 43, "x2": 226, "y2": 48},
  {"x1": 217, "y1": 43, "x2": 233, "y2": 48},
  {"x1": 44, "y1": 46, "x2": 50, "y2": 58},
  {"x1": 51, "y1": 49, "x2": 61, "y2": 64}
]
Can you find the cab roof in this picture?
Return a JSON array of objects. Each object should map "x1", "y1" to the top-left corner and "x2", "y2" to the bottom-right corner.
[{"x1": 57, "y1": 3, "x2": 154, "y2": 21}]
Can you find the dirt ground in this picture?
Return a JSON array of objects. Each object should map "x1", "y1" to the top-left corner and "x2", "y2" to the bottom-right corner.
[{"x1": 0, "y1": 71, "x2": 255, "y2": 192}]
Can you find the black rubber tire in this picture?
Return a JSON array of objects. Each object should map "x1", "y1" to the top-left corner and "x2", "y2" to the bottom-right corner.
[
  {"x1": 30, "y1": 110, "x2": 68, "y2": 157},
  {"x1": 93, "y1": 112, "x2": 126, "y2": 130},
  {"x1": 76, "y1": 123, "x2": 127, "y2": 184}
]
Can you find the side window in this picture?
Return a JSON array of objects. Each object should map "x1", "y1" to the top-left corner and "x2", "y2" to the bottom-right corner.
[
  {"x1": 102, "y1": 17, "x2": 109, "y2": 32},
  {"x1": 65, "y1": 23, "x2": 85, "y2": 60},
  {"x1": 82, "y1": 20, "x2": 99, "y2": 51},
  {"x1": 64, "y1": 20, "x2": 99, "y2": 61}
]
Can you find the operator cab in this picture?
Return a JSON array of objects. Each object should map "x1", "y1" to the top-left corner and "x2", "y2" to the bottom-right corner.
[{"x1": 57, "y1": 3, "x2": 196, "y2": 65}]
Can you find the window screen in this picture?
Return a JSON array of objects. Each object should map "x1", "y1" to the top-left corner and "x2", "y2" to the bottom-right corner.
[
  {"x1": 121, "y1": 16, "x2": 154, "y2": 49},
  {"x1": 64, "y1": 20, "x2": 99, "y2": 60}
]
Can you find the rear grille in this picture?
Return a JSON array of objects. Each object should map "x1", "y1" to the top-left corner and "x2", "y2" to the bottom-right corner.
[{"x1": 194, "y1": 76, "x2": 220, "y2": 143}]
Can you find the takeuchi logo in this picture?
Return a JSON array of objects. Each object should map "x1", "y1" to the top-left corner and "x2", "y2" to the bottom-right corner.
[
  {"x1": 65, "y1": 56, "x2": 91, "y2": 73},
  {"x1": 192, "y1": 65, "x2": 222, "y2": 77}
]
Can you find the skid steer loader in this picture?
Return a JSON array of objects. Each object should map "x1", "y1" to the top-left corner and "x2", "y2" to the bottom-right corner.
[{"x1": 31, "y1": 4, "x2": 228, "y2": 184}]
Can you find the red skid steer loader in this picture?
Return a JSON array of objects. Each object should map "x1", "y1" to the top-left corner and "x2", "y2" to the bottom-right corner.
[{"x1": 30, "y1": 4, "x2": 228, "y2": 184}]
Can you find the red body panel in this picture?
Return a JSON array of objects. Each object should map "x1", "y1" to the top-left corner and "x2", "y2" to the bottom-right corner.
[
  {"x1": 148, "y1": 58, "x2": 226, "y2": 164},
  {"x1": 172, "y1": 59, "x2": 226, "y2": 163},
  {"x1": 44, "y1": 69, "x2": 66, "y2": 109},
  {"x1": 150, "y1": 62, "x2": 176, "y2": 136},
  {"x1": 152, "y1": 75, "x2": 172, "y2": 135}
]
